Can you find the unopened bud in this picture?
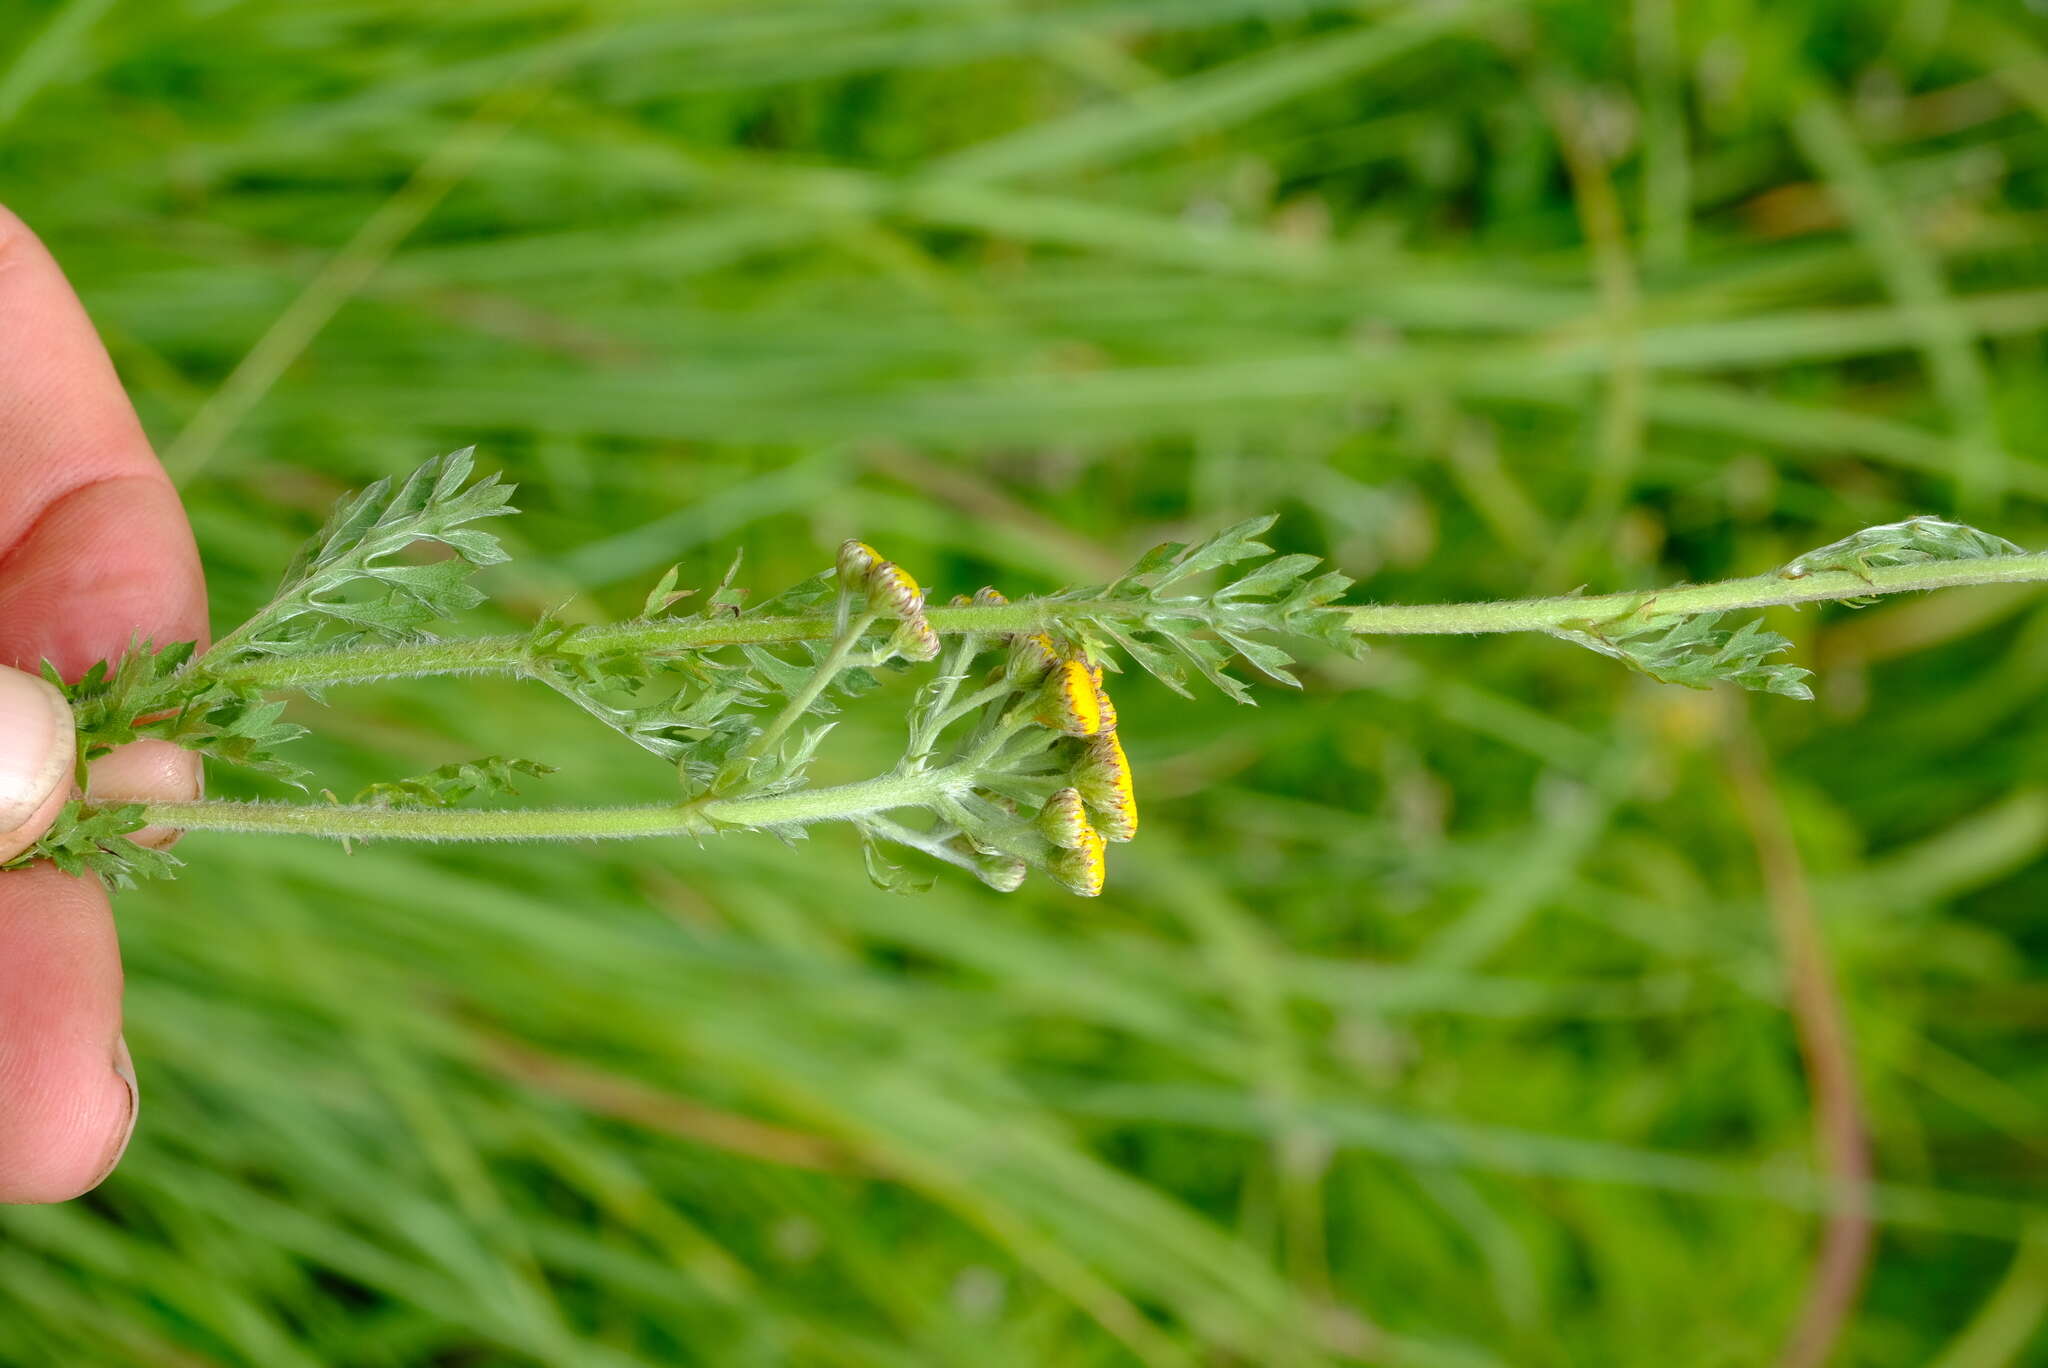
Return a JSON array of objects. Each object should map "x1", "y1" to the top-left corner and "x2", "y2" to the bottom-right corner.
[
  {"x1": 1086, "y1": 664, "x2": 1118, "y2": 734},
  {"x1": 1035, "y1": 660, "x2": 1106, "y2": 736},
  {"x1": 838, "y1": 540, "x2": 883, "y2": 585},
  {"x1": 1037, "y1": 787, "x2": 1094, "y2": 849},
  {"x1": 1048, "y1": 825, "x2": 1107, "y2": 897},
  {"x1": 891, "y1": 615, "x2": 942, "y2": 662},
  {"x1": 870, "y1": 562, "x2": 924, "y2": 619},
  {"x1": 1073, "y1": 731, "x2": 1137, "y2": 842},
  {"x1": 1006, "y1": 633, "x2": 1062, "y2": 686}
]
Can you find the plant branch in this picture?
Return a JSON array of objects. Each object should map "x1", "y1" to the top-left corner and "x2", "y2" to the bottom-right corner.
[
  {"x1": 1338, "y1": 554, "x2": 2048, "y2": 634},
  {"x1": 738, "y1": 608, "x2": 877, "y2": 765},
  {"x1": 137, "y1": 763, "x2": 977, "y2": 845},
  {"x1": 199, "y1": 554, "x2": 2048, "y2": 696}
]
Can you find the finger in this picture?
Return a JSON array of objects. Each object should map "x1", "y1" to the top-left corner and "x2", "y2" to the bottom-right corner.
[
  {"x1": 0, "y1": 205, "x2": 204, "y2": 1202},
  {"x1": 0, "y1": 667, "x2": 74, "y2": 864},
  {"x1": 0, "y1": 203, "x2": 208, "y2": 676},
  {"x1": 0, "y1": 866, "x2": 135, "y2": 1202},
  {"x1": 86, "y1": 738, "x2": 202, "y2": 849}
]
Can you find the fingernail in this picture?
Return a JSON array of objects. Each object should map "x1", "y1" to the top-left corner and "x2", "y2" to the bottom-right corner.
[
  {"x1": 90, "y1": 1036, "x2": 139, "y2": 1191},
  {"x1": 0, "y1": 666, "x2": 73, "y2": 834}
]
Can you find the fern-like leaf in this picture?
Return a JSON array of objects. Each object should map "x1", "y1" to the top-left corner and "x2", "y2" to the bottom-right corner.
[
  {"x1": 1552, "y1": 610, "x2": 1813, "y2": 700},
  {"x1": 1, "y1": 802, "x2": 180, "y2": 889},
  {"x1": 1779, "y1": 516, "x2": 2023, "y2": 583},
  {"x1": 210, "y1": 448, "x2": 515, "y2": 661},
  {"x1": 355, "y1": 756, "x2": 556, "y2": 808}
]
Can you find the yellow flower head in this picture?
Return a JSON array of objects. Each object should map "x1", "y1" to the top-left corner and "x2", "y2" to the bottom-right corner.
[
  {"x1": 1037, "y1": 787, "x2": 1094, "y2": 849},
  {"x1": 1075, "y1": 731, "x2": 1137, "y2": 843},
  {"x1": 973, "y1": 586, "x2": 1009, "y2": 606},
  {"x1": 1048, "y1": 825, "x2": 1107, "y2": 897},
  {"x1": 1036, "y1": 659, "x2": 1106, "y2": 736}
]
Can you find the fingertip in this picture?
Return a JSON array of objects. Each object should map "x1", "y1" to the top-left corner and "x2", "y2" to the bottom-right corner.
[
  {"x1": 0, "y1": 666, "x2": 75, "y2": 863},
  {"x1": 0, "y1": 867, "x2": 132, "y2": 1204}
]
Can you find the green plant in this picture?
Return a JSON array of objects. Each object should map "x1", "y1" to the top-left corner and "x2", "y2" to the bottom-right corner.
[{"x1": 13, "y1": 451, "x2": 2048, "y2": 896}]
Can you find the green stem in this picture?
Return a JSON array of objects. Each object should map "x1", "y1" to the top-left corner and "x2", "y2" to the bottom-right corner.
[
  {"x1": 1335, "y1": 554, "x2": 2048, "y2": 635},
  {"x1": 737, "y1": 609, "x2": 876, "y2": 764},
  {"x1": 907, "y1": 630, "x2": 984, "y2": 760},
  {"x1": 138, "y1": 764, "x2": 975, "y2": 845},
  {"x1": 200, "y1": 554, "x2": 2048, "y2": 695}
]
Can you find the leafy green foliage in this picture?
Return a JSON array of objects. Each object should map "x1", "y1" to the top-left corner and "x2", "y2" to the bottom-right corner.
[
  {"x1": 524, "y1": 612, "x2": 767, "y2": 771},
  {"x1": 1064, "y1": 517, "x2": 1359, "y2": 703},
  {"x1": 58, "y1": 642, "x2": 310, "y2": 783},
  {"x1": 0, "y1": 802, "x2": 179, "y2": 888},
  {"x1": 1552, "y1": 609, "x2": 1814, "y2": 699},
  {"x1": 355, "y1": 757, "x2": 556, "y2": 808},
  {"x1": 1779, "y1": 516, "x2": 2024, "y2": 582},
  {"x1": 209, "y1": 448, "x2": 515, "y2": 662}
]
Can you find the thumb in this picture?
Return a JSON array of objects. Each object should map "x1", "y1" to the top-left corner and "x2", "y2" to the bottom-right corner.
[{"x1": 0, "y1": 665, "x2": 74, "y2": 865}]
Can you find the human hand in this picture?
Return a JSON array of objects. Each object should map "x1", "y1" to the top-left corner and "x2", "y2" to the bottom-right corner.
[{"x1": 0, "y1": 206, "x2": 207, "y2": 1202}]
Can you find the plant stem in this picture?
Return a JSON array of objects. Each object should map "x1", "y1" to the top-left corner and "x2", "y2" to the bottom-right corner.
[
  {"x1": 138, "y1": 764, "x2": 975, "y2": 845},
  {"x1": 202, "y1": 554, "x2": 2048, "y2": 695},
  {"x1": 736, "y1": 609, "x2": 876, "y2": 765},
  {"x1": 1335, "y1": 554, "x2": 2048, "y2": 634}
]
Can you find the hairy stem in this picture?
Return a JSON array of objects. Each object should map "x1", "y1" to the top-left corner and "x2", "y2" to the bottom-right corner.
[
  {"x1": 736, "y1": 608, "x2": 876, "y2": 765},
  {"x1": 201, "y1": 553, "x2": 2048, "y2": 696},
  {"x1": 138, "y1": 764, "x2": 975, "y2": 844}
]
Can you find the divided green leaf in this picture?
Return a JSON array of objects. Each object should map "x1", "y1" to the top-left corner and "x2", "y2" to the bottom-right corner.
[
  {"x1": 1779, "y1": 516, "x2": 2023, "y2": 584},
  {"x1": 356, "y1": 756, "x2": 556, "y2": 808},
  {"x1": 1, "y1": 802, "x2": 180, "y2": 890},
  {"x1": 209, "y1": 448, "x2": 516, "y2": 662},
  {"x1": 1552, "y1": 610, "x2": 1813, "y2": 700}
]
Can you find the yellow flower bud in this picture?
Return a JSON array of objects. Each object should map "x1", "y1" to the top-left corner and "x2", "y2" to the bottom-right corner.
[
  {"x1": 1037, "y1": 787, "x2": 1094, "y2": 849},
  {"x1": 870, "y1": 562, "x2": 924, "y2": 619},
  {"x1": 1036, "y1": 659, "x2": 1105, "y2": 736},
  {"x1": 1006, "y1": 632, "x2": 1061, "y2": 686},
  {"x1": 1074, "y1": 731, "x2": 1137, "y2": 842},
  {"x1": 973, "y1": 586, "x2": 1009, "y2": 606},
  {"x1": 1087, "y1": 664, "x2": 1118, "y2": 734},
  {"x1": 838, "y1": 539, "x2": 883, "y2": 585},
  {"x1": 891, "y1": 616, "x2": 942, "y2": 661},
  {"x1": 1048, "y1": 825, "x2": 1106, "y2": 897}
]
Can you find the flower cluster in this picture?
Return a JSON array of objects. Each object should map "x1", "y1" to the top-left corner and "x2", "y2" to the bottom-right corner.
[
  {"x1": 839, "y1": 540, "x2": 940, "y2": 662},
  {"x1": 839, "y1": 544, "x2": 1143, "y2": 898},
  {"x1": 1004, "y1": 632, "x2": 1138, "y2": 898}
]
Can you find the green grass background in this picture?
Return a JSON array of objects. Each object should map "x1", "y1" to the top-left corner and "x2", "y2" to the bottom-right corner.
[{"x1": 4, "y1": 1, "x2": 2048, "y2": 1363}]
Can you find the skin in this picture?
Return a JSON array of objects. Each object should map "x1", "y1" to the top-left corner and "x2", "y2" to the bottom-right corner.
[{"x1": 0, "y1": 205, "x2": 208, "y2": 1203}]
